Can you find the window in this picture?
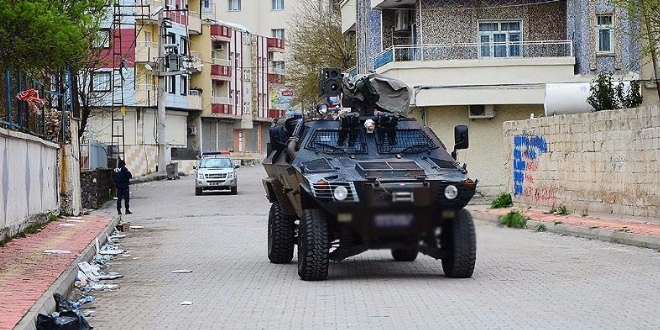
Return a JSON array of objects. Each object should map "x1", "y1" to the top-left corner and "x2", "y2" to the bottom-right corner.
[
  {"x1": 272, "y1": 61, "x2": 285, "y2": 72},
  {"x1": 228, "y1": 0, "x2": 241, "y2": 11},
  {"x1": 202, "y1": 0, "x2": 212, "y2": 12},
  {"x1": 478, "y1": 21, "x2": 522, "y2": 58},
  {"x1": 168, "y1": 75, "x2": 176, "y2": 94},
  {"x1": 92, "y1": 71, "x2": 111, "y2": 92},
  {"x1": 180, "y1": 76, "x2": 188, "y2": 95},
  {"x1": 180, "y1": 37, "x2": 188, "y2": 55},
  {"x1": 93, "y1": 29, "x2": 110, "y2": 48},
  {"x1": 272, "y1": 0, "x2": 284, "y2": 10},
  {"x1": 272, "y1": 29, "x2": 284, "y2": 40},
  {"x1": 597, "y1": 14, "x2": 613, "y2": 53}
]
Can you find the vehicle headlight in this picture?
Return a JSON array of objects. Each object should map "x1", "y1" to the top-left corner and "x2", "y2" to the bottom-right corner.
[
  {"x1": 317, "y1": 103, "x2": 328, "y2": 115},
  {"x1": 228, "y1": 171, "x2": 235, "y2": 178},
  {"x1": 197, "y1": 172, "x2": 204, "y2": 180},
  {"x1": 444, "y1": 185, "x2": 458, "y2": 200},
  {"x1": 333, "y1": 186, "x2": 348, "y2": 201}
]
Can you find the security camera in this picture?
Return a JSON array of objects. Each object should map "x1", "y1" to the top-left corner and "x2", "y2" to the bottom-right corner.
[
  {"x1": 151, "y1": 6, "x2": 163, "y2": 17},
  {"x1": 144, "y1": 64, "x2": 153, "y2": 71}
]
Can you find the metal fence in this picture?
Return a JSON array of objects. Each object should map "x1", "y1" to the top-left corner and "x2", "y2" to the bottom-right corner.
[
  {"x1": 80, "y1": 139, "x2": 109, "y2": 169},
  {"x1": 0, "y1": 71, "x2": 45, "y2": 136},
  {"x1": 374, "y1": 40, "x2": 574, "y2": 68}
]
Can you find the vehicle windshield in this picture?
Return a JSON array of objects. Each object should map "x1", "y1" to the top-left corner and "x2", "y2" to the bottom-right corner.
[
  {"x1": 306, "y1": 129, "x2": 368, "y2": 155},
  {"x1": 199, "y1": 158, "x2": 233, "y2": 168},
  {"x1": 375, "y1": 129, "x2": 438, "y2": 154}
]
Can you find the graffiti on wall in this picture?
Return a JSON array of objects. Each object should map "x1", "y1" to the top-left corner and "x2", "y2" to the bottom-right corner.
[{"x1": 513, "y1": 134, "x2": 548, "y2": 196}]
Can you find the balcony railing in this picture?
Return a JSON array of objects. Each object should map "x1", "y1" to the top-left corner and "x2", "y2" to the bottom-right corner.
[
  {"x1": 267, "y1": 37, "x2": 285, "y2": 52},
  {"x1": 211, "y1": 25, "x2": 232, "y2": 40},
  {"x1": 374, "y1": 40, "x2": 574, "y2": 68},
  {"x1": 135, "y1": 41, "x2": 158, "y2": 63},
  {"x1": 211, "y1": 96, "x2": 232, "y2": 105},
  {"x1": 211, "y1": 65, "x2": 232, "y2": 80}
]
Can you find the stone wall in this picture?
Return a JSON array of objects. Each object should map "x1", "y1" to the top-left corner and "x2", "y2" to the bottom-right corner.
[
  {"x1": 80, "y1": 169, "x2": 114, "y2": 210},
  {"x1": 504, "y1": 105, "x2": 660, "y2": 217}
]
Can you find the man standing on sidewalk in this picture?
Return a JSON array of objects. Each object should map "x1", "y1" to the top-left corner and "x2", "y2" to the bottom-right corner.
[{"x1": 113, "y1": 159, "x2": 133, "y2": 215}]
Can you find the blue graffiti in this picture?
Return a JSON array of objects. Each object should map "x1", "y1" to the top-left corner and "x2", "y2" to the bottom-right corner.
[{"x1": 513, "y1": 134, "x2": 548, "y2": 196}]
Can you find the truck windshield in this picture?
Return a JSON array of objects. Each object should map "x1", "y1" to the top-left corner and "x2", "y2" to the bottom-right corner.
[
  {"x1": 306, "y1": 129, "x2": 368, "y2": 155},
  {"x1": 199, "y1": 158, "x2": 233, "y2": 168},
  {"x1": 375, "y1": 129, "x2": 438, "y2": 154}
]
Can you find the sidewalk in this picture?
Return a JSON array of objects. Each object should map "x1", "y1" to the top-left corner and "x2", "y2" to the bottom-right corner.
[
  {"x1": 466, "y1": 203, "x2": 660, "y2": 250},
  {"x1": 2, "y1": 199, "x2": 659, "y2": 330}
]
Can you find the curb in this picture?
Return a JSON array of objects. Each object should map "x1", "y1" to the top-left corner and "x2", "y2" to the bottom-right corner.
[
  {"x1": 470, "y1": 210, "x2": 660, "y2": 251},
  {"x1": 13, "y1": 215, "x2": 121, "y2": 330}
]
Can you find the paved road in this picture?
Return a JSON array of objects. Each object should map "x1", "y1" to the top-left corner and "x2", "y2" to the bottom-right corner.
[{"x1": 85, "y1": 165, "x2": 660, "y2": 329}]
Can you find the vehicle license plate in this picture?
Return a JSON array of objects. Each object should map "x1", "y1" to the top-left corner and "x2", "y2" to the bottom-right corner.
[{"x1": 374, "y1": 214, "x2": 414, "y2": 228}]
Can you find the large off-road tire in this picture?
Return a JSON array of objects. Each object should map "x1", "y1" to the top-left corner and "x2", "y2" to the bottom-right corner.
[
  {"x1": 195, "y1": 187, "x2": 202, "y2": 196},
  {"x1": 297, "y1": 209, "x2": 329, "y2": 281},
  {"x1": 230, "y1": 186, "x2": 238, "y2": 195},
  {"x1": 440, "y1": 209, "x2": 476, "y2": 278},
  {"x1": 268, "y1": 203, "x2": 295, "y2": 264},
  {"x1": 391, "y1": 249, "x2": 418, "y2": 261}
]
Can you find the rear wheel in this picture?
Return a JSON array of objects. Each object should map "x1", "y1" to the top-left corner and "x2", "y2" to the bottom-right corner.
[
  {"x1": 440, "y1": 209, "x2": 476, "y2": 278},
  {"x1": 391, "y1": 249, "x2": 418, "y2": 261},
  {"x1": 297, "y1": 209, "x2": 329, "y2": 281},
  {"x1": 195, "y1": 187, "x2": 202, "y2": 196},
  {"x1": 268, "y1": 203, "x2": 295, "y2": 264}
]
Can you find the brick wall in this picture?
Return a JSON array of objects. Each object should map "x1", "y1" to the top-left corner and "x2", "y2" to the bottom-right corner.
[{"x1": 504, "y1": 105, "x2": 660, "y2": 217}]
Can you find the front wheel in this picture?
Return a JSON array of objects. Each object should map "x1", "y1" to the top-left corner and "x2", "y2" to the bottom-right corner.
[
  {"x1": 230, "y1": 186, "x2": 238, "y2": 195},
  {"x1": 268, "y1": 203, "x2": 295, "y2": 264},
  {"x1": 297, "y1": 209, "x2": 329, "y2": 281},
  {"x1": 440, "y1": 209, "x2": 476, "y2": 278},
  {"x1": 195, "y1": 187, "x2": 202, "y2": 196}
]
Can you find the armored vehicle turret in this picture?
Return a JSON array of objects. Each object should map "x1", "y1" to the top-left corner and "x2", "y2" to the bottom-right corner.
[{"x1": 262, "y1": 70, "x2": 478, "y2": 281}]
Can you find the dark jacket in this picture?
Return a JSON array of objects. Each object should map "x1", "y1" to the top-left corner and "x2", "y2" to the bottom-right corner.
[{"x1": 113, "y1": 161, "x2": 132, "y2": 190}]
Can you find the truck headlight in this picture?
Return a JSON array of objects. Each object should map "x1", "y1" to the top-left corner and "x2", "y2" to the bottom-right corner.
[
  {"x1": 197, "y1": 173, "x2": 204, "y2": 180},
  {"x1": 228, "y1": 171, "x2": 235, "y2": 178},
  {"x1": 444, "y1": 185, "x2": 458, "y2": 200},
  {"x1": 333, "y1": 186, "x2": 348, "y2": 201}
]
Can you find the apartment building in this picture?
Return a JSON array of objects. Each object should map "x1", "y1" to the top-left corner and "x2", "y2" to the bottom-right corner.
[
  {"x1": 86, "y1": 0, "x2": 286, "y2": 175},
  {"x1": 341, "y1": 0, "x2": 641, "y2": 196}
]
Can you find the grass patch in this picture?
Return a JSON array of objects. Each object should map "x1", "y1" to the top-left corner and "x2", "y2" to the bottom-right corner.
[
  {"x1": 556, "y1": 204, "x2": 570, "y2": 215},
  {"x1": 581, "y1": 209, "x2": 589, "y2": 217},
  {"x1": 490, "y1": 192, "x2": 513, "y2": 209},
  {"x1": 0, "y1": 213, "x2": 59, "y2": 246},
  {"x1": 499, "y1": 210, "x2": 528, "y2": 229},
  {"x1": 536, "y1": 224, "x2": 547, "y2": 232}
]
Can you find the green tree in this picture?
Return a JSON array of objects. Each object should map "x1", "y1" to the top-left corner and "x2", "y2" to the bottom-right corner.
[
  {"x1": 587, "y1": 72, "x2": 643, "y2": 111},
  {"x1": 287, "y1": 0, "x2": 356, "y2": 109},
  {"x1": 611, "y1": 0, "x2": 660, "y2": 101}
]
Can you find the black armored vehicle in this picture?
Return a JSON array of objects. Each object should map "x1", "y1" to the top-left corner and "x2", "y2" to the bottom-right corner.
[{"x1": 263, "y1": 70, "x2": 478, "y2": 281}]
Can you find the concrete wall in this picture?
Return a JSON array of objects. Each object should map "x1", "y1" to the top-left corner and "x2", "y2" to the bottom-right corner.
[
  {"x1": 504, "y1": 105, "x2": 660, "y2": 217},
  {"x1": 0, "y1": 127, "x2": 59, "y2": 238},
  {"x1": 411, "y1": 104, "x2": 544, "y2": 196}
]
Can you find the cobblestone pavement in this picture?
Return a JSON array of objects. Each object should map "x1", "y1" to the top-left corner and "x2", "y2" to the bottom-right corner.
[{"x1": 4, "y1": 165, "x2": 660, "y2": 329}]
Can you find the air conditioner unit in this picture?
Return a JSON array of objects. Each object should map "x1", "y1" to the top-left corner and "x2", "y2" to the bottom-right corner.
[
  {"x1": 187, "y1": 126, "x2": 197, "y2": 136},
  {"x1": 395, "y1": 10, "x2": 410, "y2": 31},
  {"x1": 217, "y1": 43, "x2": 224, "y2": 50},
  {"x1": 468, "y1": 104, "x2": 495, "y2": 119}
]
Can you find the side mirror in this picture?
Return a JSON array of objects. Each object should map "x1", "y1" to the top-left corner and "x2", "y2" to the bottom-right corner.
[
  {"x1": 453, "y1": 125, "x2": 469, "y2": 150},
  {"x1": 234, "y1": 163, "x2": 240, "y2": 169},
  {"x1": 192, "y1": 165, "x2": 197, "y2": 169},
  {"x1": 451, "y1": 125, "x2": 469, "y2": 160}
]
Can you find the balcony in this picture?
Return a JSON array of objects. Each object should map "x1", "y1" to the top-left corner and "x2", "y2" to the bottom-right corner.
[
  {"x1": 269, "y1": 67, "x2": 286, "y2": 75},
  {"x1": 188, "y1": 11, "x2": 202, "y2": 34},
  {"x1": 133, "y1": 84, "x2": 158, "y2": 107},
  {"x1": 373, "y1": 40, "x2": 576, "y2": 107},
  {"x1": 267, "y1": 38, "x2": 285, "y2": 52},
  {"x1": 211, "y1": 104, "x2": 239, "y2": 118},
  {"x1": 268, "y1": 73, "x2": 285, "y2": 85},
  {"x1": 211, "y1": 96, "x2": 232, "y2": 105},
  {"x1": 268, "y1": 109, "x2": 286, "y2": 119},
  {"x1": 340, "y1": 0, "x2": 356, "y2": 33},
  {"x1": 135, "y1": 41, "x2": 158, "y2": 63},
  {"x1": 211, "y1": 25, "x2": 232, "y2": 42},
  {"x1": 188, "y1": 89, "x2": 202, "y2": 110},
  {"x1": 211, "y1": 65, "x2": 232, "y2": 81},
  {"x1": 371, "y1": 0, "x2": 415, "y2": 10}
]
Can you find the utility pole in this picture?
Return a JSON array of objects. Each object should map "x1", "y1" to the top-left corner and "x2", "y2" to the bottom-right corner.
[{"x1": 157, "y1": 10, "x2": 169, "y2": 172}]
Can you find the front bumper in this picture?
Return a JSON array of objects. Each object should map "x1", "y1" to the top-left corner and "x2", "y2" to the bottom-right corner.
[{"x1": 196, "y1": 178, "x2": 237, "y2": 190}]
